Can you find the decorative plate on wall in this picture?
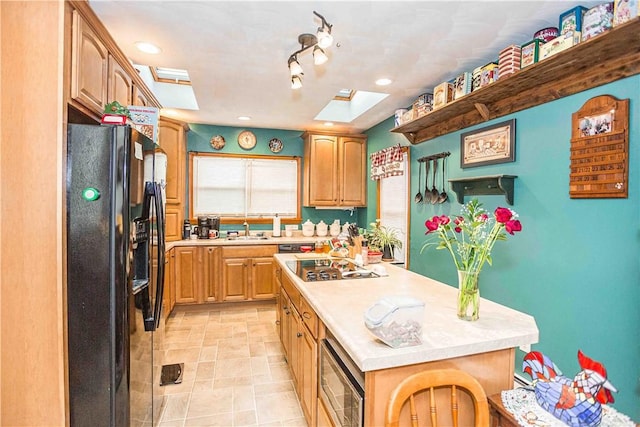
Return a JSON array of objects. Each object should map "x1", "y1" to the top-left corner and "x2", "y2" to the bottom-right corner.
[
  {"x1": 210, "y1": 135, "x2": 225, "y2": 150},
  {"x1": 237, "y1": 130, "x2": 257, "y2": 150},
  {"x1": 269, "y1": 138, "x2": 283, "y2": 153}
]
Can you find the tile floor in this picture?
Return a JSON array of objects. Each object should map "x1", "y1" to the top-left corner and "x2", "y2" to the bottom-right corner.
[{"x1": 158, "y1": 302, "x2": 307, "y2": 427}]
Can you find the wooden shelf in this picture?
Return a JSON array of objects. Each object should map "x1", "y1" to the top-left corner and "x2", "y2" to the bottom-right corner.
[
  {"x1": 449, "y1": 175, "x2": 517, "y2": 205},
  {"x1": 392, "y1": 18, "x2": 640, "y2": 144}
]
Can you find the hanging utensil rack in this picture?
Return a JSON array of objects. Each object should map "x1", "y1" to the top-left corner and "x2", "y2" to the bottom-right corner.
[{"x1": 417, "y1": 151, "x2": 450, "y2": 163}]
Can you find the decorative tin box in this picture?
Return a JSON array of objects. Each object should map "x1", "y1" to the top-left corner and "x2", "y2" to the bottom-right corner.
[
  {"x1": 521, "y1": 39, "x2": 544, "y2": 68},
  {"x1": 472, "y1": 66, "x2": 483, "y2": 91},
  {"x1": 453, "y1": 72, "x2": 472, "y2": 100},
  {"x1": 412, "y1": 93, "x2": 433, "y2": 117},
  {"x1": 432, "y1": 82, "x2": 453, "y2": 109},
  {"x1": 582, "y1": 2, "x2": 614, "y2": 41},
  {"x1": 540, "y1": 31, "x2": 582, "y2": 60},
  {"x1": 480, "y1": 62, "x2": 499, "y2": 88},
  {"x1": 559, "y1": 5, "x2": 589, "y2": 34},
  {"x1": 534, "y1": 26, "x2": 559, "y2": 42},
  {"x1": 613, "y1": 0, "x2": 639, "y2": 26},
  {"x1": 498, "y1": 45, "x2": 521, "y2": 79}
]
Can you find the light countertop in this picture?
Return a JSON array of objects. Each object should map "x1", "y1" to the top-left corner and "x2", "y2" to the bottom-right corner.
[
  {"x1": 274, "y1": 253, "x2": 539, "y2": 372},
  {"x1": 166, "y1": 235, "x2": 325, "y2": 249}
]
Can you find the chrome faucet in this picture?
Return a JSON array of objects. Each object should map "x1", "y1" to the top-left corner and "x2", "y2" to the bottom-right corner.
[{"x1": 243, "y1": 220, "x2": 250, "y2": 237}]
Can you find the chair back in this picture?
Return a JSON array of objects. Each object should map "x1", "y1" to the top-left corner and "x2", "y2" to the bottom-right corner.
[{"x1": 384, "y1": 368, "x2": 490, "y2": 427}]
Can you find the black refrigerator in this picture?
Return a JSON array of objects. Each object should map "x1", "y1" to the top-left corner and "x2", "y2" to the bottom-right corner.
[{"x1": 67, "y1": 124, "x2": 166, "y2": 426}]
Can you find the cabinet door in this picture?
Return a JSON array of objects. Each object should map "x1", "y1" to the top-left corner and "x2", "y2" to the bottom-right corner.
[
  {"x1": 70, "y1": 10, "x2": 108, "y2": 113},
  {"x1": 289, "y1": 307, "x2": 302, "y2": 387},
  {"x1": 132, "y1": 84, "x2": 149, "y2": 106},
  {"x1": 174, "y1": 247, "x2": 199, "y2": 304},
  {"x1": 222, "y1": 258, "x2": 249, "y2": 301},
  {"x1": 165, "y1": 205, "x2": 182, "y2": 242},
  {"x1": 250, "y1": 256, "x2": 275, "y2": 299},
  {"x1": 163, "y1": 248, "x2": 176, "y2": 321},
  {"x1": 158, "y1": 120, "x2": 185, "y2": 205},
  {"x1": 108, "y1": 56, "x2": 132, "y2": 107},
  {"x1": 280, "y1": 288, "x2": 292, "y2": 362},
  {"x1": 304, "y1": 134, "x2": 339, "y2": 206},
  {"x1": 299, "y1": 324, "x2": 318, "y2": 426},
  {"x1": 339, "y1": 136, "x2": 367, "y2": 206},
  {"x1": 202, "y1": 246, "x2": 220, "y2": 302}
]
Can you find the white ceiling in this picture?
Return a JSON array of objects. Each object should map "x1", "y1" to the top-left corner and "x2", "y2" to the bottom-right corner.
[{"x1": 89, "y1": 0, "x2": 595, "y2": 134}]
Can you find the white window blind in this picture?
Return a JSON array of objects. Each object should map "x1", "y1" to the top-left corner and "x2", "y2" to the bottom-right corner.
[
  {"x1": 193, "y1": 155, "x2": 298, "y2": 218},
  {"x1": 379, "y1": 152, "x2": 409, "y2": 265}
]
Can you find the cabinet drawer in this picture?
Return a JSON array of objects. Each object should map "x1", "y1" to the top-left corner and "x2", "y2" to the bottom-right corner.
[
  {"x1": 281, "y1": 273, "x2": 301, "y2": 310},
  {"x1": 222, "y1": 245, "x2": 277, "y2": 258},
  {"x1": 300, "y1": 297, "x2": 318, "y2": 339}
]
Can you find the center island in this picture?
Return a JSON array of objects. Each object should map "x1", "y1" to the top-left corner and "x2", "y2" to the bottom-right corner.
[{"x1": 273, "y1": 253, "x2": 539, "y2": 426}]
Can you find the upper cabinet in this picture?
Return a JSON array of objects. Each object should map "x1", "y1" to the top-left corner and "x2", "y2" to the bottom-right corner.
[
  {"x1": 160, "y1": 116, "x2": 189, "y2": 241},
  {"x1": 392, "y1": 18, "x2": 640, "y2": 144},
  {"x1": 303, "y1": 132, "x2": 367, "y2": 207},
  {"x1": 70, "y1": 10, "x2": 108, "y2": 113},
  {"x1": 68, "y1": 2, "x2": 160, "y2": 119}
]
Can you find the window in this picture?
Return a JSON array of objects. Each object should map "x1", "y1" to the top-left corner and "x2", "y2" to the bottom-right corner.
[
  {"x1": 190, "y1": 153, "x2": 300, "y2": 220},
  {"x1": 378, "y1": 150, "x2": 409, "y2": 266}
]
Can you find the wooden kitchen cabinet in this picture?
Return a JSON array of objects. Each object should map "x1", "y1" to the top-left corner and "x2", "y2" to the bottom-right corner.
[
  {"x1": 303, "y1": 132, "x2": 367, "y2": 207},
  {"x1": 132, "y1": 84, "x2": 149, "y2": 106},
  {"x1": 278, "y1": 271, "x2": 318, "y2": 426},
  {"x1": 174, "y1": 246, "x2": 199, "y2": 304},
  {"x1": 163, "y1": 248, "x2": 176, "y2": 320},
  {"x1": 159, "y1": 117, "x2": 189, "y2": 241},
  {"x1": 173, "y1": 246, "x2": 220, "y2": 305},
  {"x1": 221, "y1": 245, "x2": 277, "y2": 302},
  {"x1": 108, "y1": 55, "x2": 132, "y2": 107},
  {"x1": 70, "y1": 10, "x2": 108, "y2": 114}
]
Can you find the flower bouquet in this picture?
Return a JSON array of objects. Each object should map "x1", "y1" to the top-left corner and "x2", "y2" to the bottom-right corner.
[{"x1": 421, "y1": 199, "x2": 522, "y2": 320}]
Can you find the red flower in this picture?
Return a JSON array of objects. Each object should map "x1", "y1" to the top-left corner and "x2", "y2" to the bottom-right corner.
[
  {"x1": 439, "y1": 215, "x2": 450, "y2": 225},
  {"x1": 424, "y1": 216, "x2": 440, "y2": 233},
  {"x1": 495, "y1": 207, "x2": 513, "y2": 224},
  {"x1": 477, "y1": 213, "x2": 488, "y2": 222},
  {"x1": 453, "y1": 216, "x2": 464, "y2": 233},
  {"x1": 505, "y1": 220, "x2": 522, "y2": 235}
]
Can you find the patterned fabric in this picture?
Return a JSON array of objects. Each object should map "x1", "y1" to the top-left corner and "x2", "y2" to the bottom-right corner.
[
  {"x1": 501, "y1": 388, "x2": 635, "y2": 427},
  {"x1": 370, "y1": 144, "x2": 404, "y2": 180}
]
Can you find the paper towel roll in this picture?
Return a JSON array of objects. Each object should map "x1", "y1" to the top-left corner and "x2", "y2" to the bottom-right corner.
[{"x1": 272, "y1": 214, "x2": 281, "y2": 237}]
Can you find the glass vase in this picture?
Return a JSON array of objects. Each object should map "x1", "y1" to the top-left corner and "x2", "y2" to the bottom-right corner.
[{"x1": 457, "y1": 270, "x2": 480, "y2": 321}]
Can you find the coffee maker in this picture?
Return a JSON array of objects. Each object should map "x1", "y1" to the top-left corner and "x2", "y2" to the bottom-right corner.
[
  {"x1": 197, "y1": 216, "x2": 210, "y2": 239},
  {"x1": 197, "y1": 215, "x2": 220, "y2": 239}
]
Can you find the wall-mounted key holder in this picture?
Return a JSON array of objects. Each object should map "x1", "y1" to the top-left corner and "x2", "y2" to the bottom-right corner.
[{"x1": 449, "y1": 175, "x2": 517, "y2": 205}]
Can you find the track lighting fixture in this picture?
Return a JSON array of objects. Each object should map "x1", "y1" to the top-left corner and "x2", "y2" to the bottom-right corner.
[{"x1": 287, "y1": 11, "x2": 333, "y2": 89}]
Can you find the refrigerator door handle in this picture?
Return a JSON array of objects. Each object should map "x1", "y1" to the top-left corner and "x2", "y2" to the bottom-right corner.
[{"x1": 152, "y1": 182, "x2": 165, "y2": 331}]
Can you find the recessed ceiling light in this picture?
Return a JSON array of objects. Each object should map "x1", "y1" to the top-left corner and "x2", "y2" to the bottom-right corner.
[
  {"x1": 135, "y1": 41, "x2": 162, "y2": 54},
  {"x1": 238, "y1": 116, "x2": 251, "y2": 121},
  {"x1": 324, "y1": 122, "x2": 334, "y2": 126},
  {"x1": 376, "y1": 78, "x2": 392, "y2": 86}
]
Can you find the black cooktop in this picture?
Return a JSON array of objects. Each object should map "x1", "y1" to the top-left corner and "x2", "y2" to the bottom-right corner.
[{"x1": 285, "y1": 259, "x2": 379, "y2": 282}]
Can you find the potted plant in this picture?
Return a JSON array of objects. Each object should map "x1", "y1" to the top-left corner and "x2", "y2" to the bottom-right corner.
[{"x1": 367, "y1": 220, "x2": 402, "y2": 261}]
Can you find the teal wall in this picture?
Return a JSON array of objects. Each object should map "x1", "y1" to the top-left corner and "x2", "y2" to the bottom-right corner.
[
  {"x1": 186, "y1": 124, "x2": 363, "y2": 231},
  {"x1": 365, "y1": 75, "x2": 640, "y2": 419}
]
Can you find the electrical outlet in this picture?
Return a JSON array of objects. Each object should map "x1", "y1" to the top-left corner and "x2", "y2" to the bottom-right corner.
[{"x1": 519, "y1": 344, "x2": 531, "y2": 353}]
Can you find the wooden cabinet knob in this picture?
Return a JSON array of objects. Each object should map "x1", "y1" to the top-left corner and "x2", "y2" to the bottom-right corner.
[
  {"x1": 297, "y1": 332, "x2": 302, "y2": 338},
  {"x1": 302, "y1": 312, "x2": 311, "y2": 319}
]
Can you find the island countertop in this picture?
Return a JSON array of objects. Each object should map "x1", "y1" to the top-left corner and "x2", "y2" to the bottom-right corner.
[{"x1": 274, "y1": 253, "x2": 539, "y2": 372}]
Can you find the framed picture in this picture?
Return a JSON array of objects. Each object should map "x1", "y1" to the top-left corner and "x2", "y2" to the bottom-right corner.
[{"x1": 460, "y1": 119, "x2": 516, "y2": 168}]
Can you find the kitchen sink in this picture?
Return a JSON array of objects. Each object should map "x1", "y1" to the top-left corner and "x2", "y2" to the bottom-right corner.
[{"x1": 227, "y1": 236, "x2": 270, "y2": 240}]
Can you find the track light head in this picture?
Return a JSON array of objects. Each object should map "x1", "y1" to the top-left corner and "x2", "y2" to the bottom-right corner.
[
  {"x1": 291, "y1": 75, "x2": 303, "y2": 90},
  {"x1": 313, "y1": 46, "x2": 328, "y2": 65},
  {"x1": 288, "y1": 56, "x2": 303, "y2": 76}
]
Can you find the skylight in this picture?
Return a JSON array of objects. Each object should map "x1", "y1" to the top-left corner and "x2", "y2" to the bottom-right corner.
[
  {"x1": 151, "y1": 67, "x2": 191, "y2": 85},
  {"x1": 315, "y1": 90, "x2": 389, "y2": 123}
]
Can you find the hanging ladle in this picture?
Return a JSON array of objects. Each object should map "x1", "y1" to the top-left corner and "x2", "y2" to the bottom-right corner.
[
  {"x1": 414, "y1": 161, "x2": 423, "y2": 204},
  {"x1": 438, "y1": 156, "x2": 449, "y2": 203},
  {"x1": 423, "y1": 159, "x2": 430, "y2": 204},
  {"x1": 430, "y1": 158, "x2": 439, "y2": 204}
]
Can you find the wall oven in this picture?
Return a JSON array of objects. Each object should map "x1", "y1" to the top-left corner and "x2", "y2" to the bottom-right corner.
[{"x1": 319, "y1": 331, "x2": 365, "y2": 427}]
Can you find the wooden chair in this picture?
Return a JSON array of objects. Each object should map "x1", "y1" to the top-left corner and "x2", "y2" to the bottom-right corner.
[{"x1": 385, "y1": 368, "x2": 490, "y2": 427}]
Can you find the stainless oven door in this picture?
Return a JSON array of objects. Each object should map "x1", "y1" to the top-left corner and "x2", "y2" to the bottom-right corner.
[{"x1": 319, "y1": 339, "x2": 365, "y2": 427}]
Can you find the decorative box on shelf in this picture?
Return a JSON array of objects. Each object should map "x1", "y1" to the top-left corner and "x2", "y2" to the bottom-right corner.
[
  {"x1": 521, "y1": 39, "x2": 544, "y2": 68},
  {"x1": 582, "y1": 2, "x2": 614, "y2": 41},
  {"x1": 559, "y1": 5, "x2": 589, "y2": 34},
  {"x1": 540, "y1": 31, "x2": 581, "y2": 60}
]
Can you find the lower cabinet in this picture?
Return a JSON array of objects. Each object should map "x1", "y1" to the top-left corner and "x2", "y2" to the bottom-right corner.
[
  {"x1": 174, "y1": 245, "x2": 221, "y2": 304},
  {"x1": 221, "y1": 245, "x2": 277, "y2": 302},
  {"x1": 279, "y1": 271, "x2": 319, "y2": 426}
]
